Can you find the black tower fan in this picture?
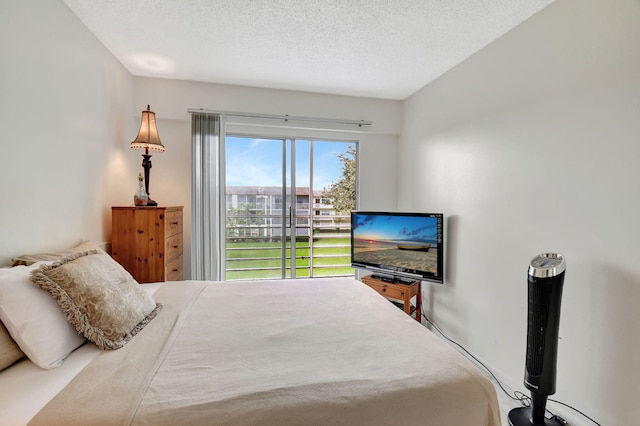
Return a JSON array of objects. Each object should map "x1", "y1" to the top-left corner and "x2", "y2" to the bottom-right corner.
[{"x1": 508, "y1": 253, "x2": 566, "y2": 426}]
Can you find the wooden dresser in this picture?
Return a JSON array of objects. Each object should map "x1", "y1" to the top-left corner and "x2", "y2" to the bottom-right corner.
[{"x1": 111, "y1": 206, "x2": 184, "y2": 283}]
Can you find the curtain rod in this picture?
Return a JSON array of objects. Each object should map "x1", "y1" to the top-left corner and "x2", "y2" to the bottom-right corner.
[{"x1": 187, "y1": 108, "x2": 372, "y2": 127}]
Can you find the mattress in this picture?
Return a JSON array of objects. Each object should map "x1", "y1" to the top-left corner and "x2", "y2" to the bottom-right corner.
[{"x1": 2, "y1": 278, "x2": 500, "y2": 425}]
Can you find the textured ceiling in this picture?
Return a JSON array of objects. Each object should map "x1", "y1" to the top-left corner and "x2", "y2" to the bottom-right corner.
[{"x1": 62, "y1": 0, "x2": 555, "y2": 100}]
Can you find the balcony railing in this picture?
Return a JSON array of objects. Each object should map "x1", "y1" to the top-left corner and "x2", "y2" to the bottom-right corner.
[{"x1": 225, "y1": 213, "x2": 353, "y2": 280}]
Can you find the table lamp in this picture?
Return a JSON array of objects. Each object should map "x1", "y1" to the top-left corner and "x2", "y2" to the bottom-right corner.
[{"x1": 130, "y1": 105, "x2": 164, "y2": 206}]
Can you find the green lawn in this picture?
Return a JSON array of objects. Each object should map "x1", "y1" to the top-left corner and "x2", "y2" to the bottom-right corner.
[{"x1": 225, "y1": 237, "x2": 354, "y2": 280}]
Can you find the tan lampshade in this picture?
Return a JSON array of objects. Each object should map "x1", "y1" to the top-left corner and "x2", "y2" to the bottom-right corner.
[{"x1": 130, "y1": 105, "x2": 165, "y2": 152}]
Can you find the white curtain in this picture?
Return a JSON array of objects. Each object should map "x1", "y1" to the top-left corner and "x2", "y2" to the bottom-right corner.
[{"x1": 191, "y1": 113, "x2": 224, "y2": 281}]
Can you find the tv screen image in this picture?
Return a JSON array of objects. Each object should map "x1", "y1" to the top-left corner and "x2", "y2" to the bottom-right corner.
[{"x1": 350, "y1": 211, "x2": 444, "y2": 284}]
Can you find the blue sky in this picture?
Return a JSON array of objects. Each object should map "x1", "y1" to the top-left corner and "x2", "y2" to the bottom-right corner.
[
  {"x1": 225, "y1": 136, "x2": 355, "y2": 190},
  {"x1": 353, "y1": 214, "x2": 438, "y2": 243}
]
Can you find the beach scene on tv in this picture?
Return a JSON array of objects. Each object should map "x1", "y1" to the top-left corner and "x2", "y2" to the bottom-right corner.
[{"x1": 352, "y1": 214, "x2": 439, "y2": 274}]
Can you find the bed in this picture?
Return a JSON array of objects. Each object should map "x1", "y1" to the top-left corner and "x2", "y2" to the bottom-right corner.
[{"x1": 0, "y1": 244, "x2": 500, "y2": 426}]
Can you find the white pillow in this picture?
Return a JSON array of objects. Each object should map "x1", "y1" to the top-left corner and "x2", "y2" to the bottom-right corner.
[{"x1": 0, "y1": 262, "x2": 85, "y2": 369}]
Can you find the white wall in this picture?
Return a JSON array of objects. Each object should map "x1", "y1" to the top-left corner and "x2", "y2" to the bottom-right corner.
[
  {"x1": 399, "y1": 0, "x2": 640, "y2": 424},
  {"x1": 0, "y1": 0, "x2": 401, "y2": 276},
  {"x1": 133, "y1": 77, "x2": 402, "y2": 277},
  {"x1": 12, "y1": 0, "x2": 630, "y2": 421},
  {"x1": 0, "y1": 0, "x2": 137, "y2": 266}
]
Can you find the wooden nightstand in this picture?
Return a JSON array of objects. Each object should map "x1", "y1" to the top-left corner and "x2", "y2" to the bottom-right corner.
[
  {"x1": 111, "y1": 206, "x2": 183, "y2": 283},
  {"x1": 361, "y1": 275, "x2": 422, "y2": 322}
]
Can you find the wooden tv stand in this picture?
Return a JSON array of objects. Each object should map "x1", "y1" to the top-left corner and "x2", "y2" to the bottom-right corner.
[{"x1": 361, "y1": 275, "x2": 422, "y2": 323}]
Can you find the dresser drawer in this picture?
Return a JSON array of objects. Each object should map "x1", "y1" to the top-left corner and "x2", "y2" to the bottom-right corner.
[
  {"x1": 165, "y1": 255, "x2": 183, "y2": 281},
  {"x1": 362, "y1": 277, "x2": 408, "y2": 299},
  {"x1": 165, "y1": 210, "x2": 183, "y2": 237},
  {"x1": 165, "y1": 233, "x2": 183, "y2": 261},
  {"x1": 363, "y1": 280, "x2": 406, "y2": 300}
]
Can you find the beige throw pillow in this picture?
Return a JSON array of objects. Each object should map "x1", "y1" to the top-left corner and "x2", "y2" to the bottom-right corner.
[
  {"x1": 0, "y1": 320, "x2": 25, "y2": 371},
  {"x1": 30, "y1": 251, "x2": 161, "y2": 351},
  {"x1": 11, "y1": 240, "x2": 107, "y2": 266}
]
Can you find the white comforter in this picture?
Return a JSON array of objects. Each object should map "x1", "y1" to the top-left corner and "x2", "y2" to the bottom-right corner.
[{"x1": 29, "y1": 278, "x2": 500, "y2": 425}]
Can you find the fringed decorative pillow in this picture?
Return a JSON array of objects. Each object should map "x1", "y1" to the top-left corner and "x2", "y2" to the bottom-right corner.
[{"x1": 30, "y1": 251, "x2": 161, "y2": 351}]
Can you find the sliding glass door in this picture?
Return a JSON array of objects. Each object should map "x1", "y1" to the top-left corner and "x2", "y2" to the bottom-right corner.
[{"x1": 224, "y1": 136, "x2": 356, "y2": 280}]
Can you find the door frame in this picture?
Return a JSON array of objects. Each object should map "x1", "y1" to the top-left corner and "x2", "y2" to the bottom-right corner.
[{"x1": 222, "y1": 133, "x2": 358, "y2": 281}]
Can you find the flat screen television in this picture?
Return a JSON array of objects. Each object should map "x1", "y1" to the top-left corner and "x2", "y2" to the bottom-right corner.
[{"x1": 350, "y1": 211, "x2": 444, "y2": 284}]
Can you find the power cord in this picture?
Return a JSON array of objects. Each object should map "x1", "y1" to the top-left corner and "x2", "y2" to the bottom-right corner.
[{"x1": 420, "y1": 312, "x2": 601, "y2": 426}]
